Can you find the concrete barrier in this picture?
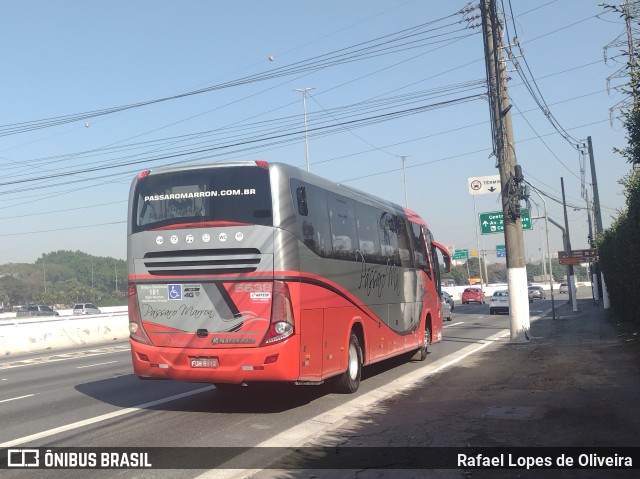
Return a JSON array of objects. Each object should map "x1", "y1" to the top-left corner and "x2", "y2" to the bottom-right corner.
[{"x1": 0, "y1": 308, "x2": 129, "y2": 356}]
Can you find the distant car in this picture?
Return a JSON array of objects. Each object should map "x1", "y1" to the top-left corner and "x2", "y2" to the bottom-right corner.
[
  {"x1": 442, "y1": 298, "x2": 453, "y2": 322},
  {"x1": 489, "y1": 290, "x2": 509, "y2": 315},
  {"x1": 73, "y1": 303, "x2": 101, "y2": 315},
  {"x1": 559, "y1": 283, "x2": 568, "y2": 294},
  {"x1": 528, "y1": 286, "x2": 546, "y2": 301},
  {"x1": 441, "y1": 291, "x2": 455, "y2": 312},
  {"x1": 461, "y1": 287, "x2": 485, "y2": 304},
  {"x1": 16, "y1": 305, "x2": 59, "y2": 317}
]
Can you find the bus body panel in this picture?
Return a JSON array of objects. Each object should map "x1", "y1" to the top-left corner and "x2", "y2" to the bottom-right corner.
[
  {"x1": 127, "y1": 161, "x2": 446, "y2": 389},
  {"x1": 131, "y1": 336, "x2": 301, "y2": 383}
]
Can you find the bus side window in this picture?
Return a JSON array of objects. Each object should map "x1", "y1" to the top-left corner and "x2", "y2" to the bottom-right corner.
[
  {"x1": 291, "y1": 181, "x2": 332, "y2": 257},
  {"x1": 378, "y1": 212, "x2": 399, "y2": 265},
  {"x1": 411, "y1": 222, "x2": 431, "y2": 278},
  {"x1": 396, "y1": 217, "x2": 414, "y2": 268},
  {"x1": 329, "y1": 196, "x2": 357, "y2": 260},
  {"x1": 355, "y1": 203, "x2": 382, "y2": 263}
]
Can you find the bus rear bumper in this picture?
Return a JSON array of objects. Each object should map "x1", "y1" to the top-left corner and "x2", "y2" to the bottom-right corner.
[{"x1": 129, "y1": 338, "x2": 300, "y2": 384}]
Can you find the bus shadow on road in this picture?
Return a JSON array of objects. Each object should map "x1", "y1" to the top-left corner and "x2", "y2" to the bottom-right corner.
[
  {"x1": 74, "y1": 348, "x2": 444, "y2": 414},
  {"x1": 74, "y1": 373, "x2": 337, "y2": 413}
]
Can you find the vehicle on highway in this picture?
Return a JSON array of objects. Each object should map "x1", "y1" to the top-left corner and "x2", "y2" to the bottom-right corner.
[
  {"x1": 442, "y1": 297, "x2": 453, "y2": 322},
  {"x1": 16, "y1": 304, "x2": 59, "y2": 318},
  {"x1": 528, "y1": 286, "x2": 546, "y2": 301},
  {"x1": 441, "y1": 291, "x2": 455, "y2": 312},
  {"x1": 73, "y1": 303, "x2": 101, "y2": 315},
  {"x1": 489, "y1": 290, "x2": 509, "y2": 315},
  {"x1": 461, "y1": 287, "x2": 485, "y2": 304},
  {"x1": 559, "y1": 283, "x2": 568, "y2": 294},
  {"x1": 127, "y1": 161, "x2": 452, "y2": 394}
]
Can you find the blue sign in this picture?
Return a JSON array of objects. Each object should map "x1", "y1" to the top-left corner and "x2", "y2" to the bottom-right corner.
[
  {"x1": 168, "y1": 284, "x2": 182, "y2": 300},
  {"x1": 496, "y1": 245, "x2": 506, "y2": 258}
]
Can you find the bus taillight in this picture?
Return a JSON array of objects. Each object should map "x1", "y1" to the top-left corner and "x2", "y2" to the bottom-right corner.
[
  {"x1": 262, "y1": 280, "x2": 294, "y2": 345},
  {"x1": 128, "y1": 283, "x2": 152, "y2": 345}
]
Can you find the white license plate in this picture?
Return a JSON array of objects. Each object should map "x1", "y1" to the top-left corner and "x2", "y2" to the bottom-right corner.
[{"x1": 190, "y1": 357, "x2": 219, "y2": 368}]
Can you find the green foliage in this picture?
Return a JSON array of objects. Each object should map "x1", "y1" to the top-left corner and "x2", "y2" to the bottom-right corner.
[
  {"x1": 0, "y1": 251, "x2": 126, "y2": 308},
  {"x1": 440, "y1": 257, "x2": 588, "y2": 285},
  {"x1": 597, "y1": 170, "x2": 640, "y2": 323}
]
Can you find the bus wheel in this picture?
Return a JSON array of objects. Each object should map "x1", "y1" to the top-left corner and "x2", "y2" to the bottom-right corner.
[
  {"x1": 419, "y1": 324, "x2": 431, "y2": 361},
  {"x1": 335, "y1": 332, "x2": 362, "y2": 394}
]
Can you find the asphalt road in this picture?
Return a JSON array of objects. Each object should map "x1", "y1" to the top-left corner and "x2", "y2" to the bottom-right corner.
[{"x1": 0, "y1": 293, "x2": 566, "y2": 479}]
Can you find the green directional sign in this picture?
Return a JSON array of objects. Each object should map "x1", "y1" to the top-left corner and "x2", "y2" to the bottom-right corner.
[
  {"x1": 451, "y1": 249, "x2": 469, "y2": 260},
  {"x1": 479, "y1": 209, "x2": 532, "y2": 235},
  {"x1": 496, "y1": 244, "x2": 506, "y2": 257}
]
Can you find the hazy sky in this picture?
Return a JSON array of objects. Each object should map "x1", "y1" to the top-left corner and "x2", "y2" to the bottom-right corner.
[{"x1": 0, "y1": 1, "x2": 631, "y2": 266}]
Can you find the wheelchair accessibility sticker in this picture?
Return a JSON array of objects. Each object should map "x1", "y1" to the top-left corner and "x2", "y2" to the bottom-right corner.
[{"x1": 168, "y1": 284, "x2": 182, "y2": 300}]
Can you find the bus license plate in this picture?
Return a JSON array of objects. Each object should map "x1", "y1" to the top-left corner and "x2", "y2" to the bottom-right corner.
[{"x1": 190, "y1": 357, "x2": 219, "y2": 368}]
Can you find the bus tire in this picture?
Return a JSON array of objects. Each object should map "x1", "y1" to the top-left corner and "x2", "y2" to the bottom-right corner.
[
  {"x1": 419, "y1": 323, "x2": 431, "y2": 361},
  {"x1": 335, "y1": 332, "x2": 362, "y2": 394}
]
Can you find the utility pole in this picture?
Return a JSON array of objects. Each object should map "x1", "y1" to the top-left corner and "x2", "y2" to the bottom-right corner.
[
  {"x1": 587, "y1": 136, "x2": 609, "y2": 308},
  {"x1": 561, "y1": 177, "x2": 578, "y2": 312},
  {"x1": 481, "y1": 0, "x2": 530, "y2": 342},
  {"x1": 585, "y1": 189, "x2": 598, "y2": 302},
  {"x1": 399, "y1": 155, "x2": 409, "y2": 207},
  {"x1": 472, "y1": 196, "x2": 484, "y2": 286}
]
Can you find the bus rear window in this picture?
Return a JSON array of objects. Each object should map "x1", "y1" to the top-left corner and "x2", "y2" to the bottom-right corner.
[{"x1": 132, "y1": 166, "x2": 272, "y2": 232}]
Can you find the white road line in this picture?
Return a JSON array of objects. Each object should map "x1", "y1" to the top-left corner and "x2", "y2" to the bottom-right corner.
[
  {"x1": 0, "y1": 394, "x2": 36, "y2": 404},
  {"x1": 200, "y1": 329, "x2": 512, "y2": 479},
  {"x1": 76, "y1": 361, "x2": 118, "y2": 369},
  {"x1": 0, "y1": 347, "x2": 130, "y2": 370},
  {"x1": 443, "y1": 321, "x2": 465, "y2": 328},
  {"x1": 0, "y1": 386, "x2": 214, "y2": 448}
]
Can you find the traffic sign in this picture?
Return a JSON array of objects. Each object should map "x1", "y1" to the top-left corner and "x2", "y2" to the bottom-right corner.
[
  {"x1": 467, "y1": 175, "x2": 502, "y2": 195},
  {"x1": 559, "y1": 257, "x2": 581, "y2": 266},
  {"x1": 451, "y1": 249, "x2": 469, "y2": 260},
  {"x1": 479, "y1": 209, "x2": 532, "y2": 235},
  {"x1": 496, "y1": 244, "x2": 506, "y2": 257},
  {"x1": 558, "y1": 249, "x2": 598, "y2": 263}
]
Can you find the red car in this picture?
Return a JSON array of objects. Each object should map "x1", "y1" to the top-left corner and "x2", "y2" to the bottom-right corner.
[{"x1": 462, "y1": 287, "x2": 485, "y2": 304}]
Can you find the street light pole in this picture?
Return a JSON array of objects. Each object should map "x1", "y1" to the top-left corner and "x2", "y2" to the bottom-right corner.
[
  {"x1": 527, "y1": 183, "x2": 556, "y2": 320},
  {"x1": 294, "y1": 88, "x2": 314, "y2": 172},
  {"x1": 399, "y1": 155, "x2": 409, "y2": 207}
]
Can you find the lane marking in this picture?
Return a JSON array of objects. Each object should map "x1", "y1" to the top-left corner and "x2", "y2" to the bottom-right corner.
[
  {"x1": 0, "y1": 346, "x2": 130, "y2": 370},
  {"x1": 0, "y1": 394, "x2": 36, "y2": 404},
  {"x1": 201, "y1": 329, "x2": 512, "y2": 479},
  {"x1": 76, "y1": 361, "x2": 119, "y2": 369},
  {"x1": 443, "y1": 321, "x2": 465, "y2": 328},
  {"x1": 0, "y1": 386, "x2": 214, "y2": 447}
]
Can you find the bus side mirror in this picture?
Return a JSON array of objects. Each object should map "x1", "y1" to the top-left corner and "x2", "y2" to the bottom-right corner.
[
  {"x1": 296, "y1": 186, "x2": 308, "y2": 216},
  {"x1": 443, "y1": 255, "x2": 452, "y2": 272}
]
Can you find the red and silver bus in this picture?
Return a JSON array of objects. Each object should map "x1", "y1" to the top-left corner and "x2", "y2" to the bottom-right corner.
[{"x1": 127, "y1": 161, "x2": 451, "y2": 393}]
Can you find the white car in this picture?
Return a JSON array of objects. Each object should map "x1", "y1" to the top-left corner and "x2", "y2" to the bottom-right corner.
[
  {"x1": 489, "y1": 290, "x2": 509, "y2": 315},
  {"x1": 559, "y1": 283, "x2": 568, "y2": 294},
  {"x1": 442, "y1": 296, "x2": 453, "y2": 322},
  {"x1": 73, "y1": 303, "x2": 101, "y2": 315}
]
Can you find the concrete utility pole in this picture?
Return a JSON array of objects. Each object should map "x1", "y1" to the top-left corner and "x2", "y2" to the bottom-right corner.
[
  {"x1": 561, "y1": 177, "x2": 578, "y2": 312},
  {"x1": 481, "y1": 0, "x2": 530, "y2": 342},
  {"x1": 587, "y1": 136, "x2": 609, "y2": 308}
]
